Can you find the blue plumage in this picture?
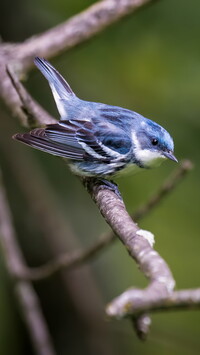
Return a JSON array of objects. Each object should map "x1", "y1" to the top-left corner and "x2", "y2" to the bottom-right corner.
[{"x1": 13, "y1": 57, "x2": 177, "y2": 178}]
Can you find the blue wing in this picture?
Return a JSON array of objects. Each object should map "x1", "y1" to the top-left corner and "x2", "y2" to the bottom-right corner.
[{"x1": 13, "y1": 116, "x2": 132, "y2": 162}]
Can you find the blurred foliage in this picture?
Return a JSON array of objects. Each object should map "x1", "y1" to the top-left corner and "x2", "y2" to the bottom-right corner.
[{"x1": 0, "y1": 0, "x2": 200, "y2": 354}]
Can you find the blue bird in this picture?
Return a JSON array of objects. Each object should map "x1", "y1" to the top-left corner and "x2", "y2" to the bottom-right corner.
[{"x1": 13, "y1": 57, "x2": 177, "y2": 179}]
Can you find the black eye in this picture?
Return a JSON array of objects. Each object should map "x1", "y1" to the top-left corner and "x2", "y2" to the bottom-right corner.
[{"x1": 152, "y1": 138, "x2": 158, "y2": 146}]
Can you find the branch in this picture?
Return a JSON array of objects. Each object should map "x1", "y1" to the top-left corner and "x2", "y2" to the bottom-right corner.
[
  {"x1": 15, "y1": 159, "x2": 192, "y2": 281},
  {"x1": 16, "y1": 0, "x2": 157, "y2": 72},
  {"x1": 7, "y1": 65, "x2": 56, "y2": 126},
  {"x1": 133, "y1": 159, "x2": 193, "y2": 221},
  {"x1": 83, "y1": 178, "x2": 175, "y2": 294},
  {"x1": 0, "y1": 171, "x2": 56, "y2": 355},
  {"x1": 82, "y1": 178, "x2": 176, "y2": 338},
  {"x1": 106, "y1": 288, "x2": 200, "y2": 317},
  {"x1": 14, "y1": 232, "x2": 114, "y2": 281},
  {"x1": 0, "y1": 0, "x2": 156, "y2": 125}
]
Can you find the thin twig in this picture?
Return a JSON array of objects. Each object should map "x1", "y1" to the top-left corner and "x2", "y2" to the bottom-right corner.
[
  {"x1": 0, "y1": 171, "x2": 56, "y2": 355},
  {"x1": 16, "y1": 159, "x2": 192, "y2": 281},
  {"x1": 15, "y1": 232, "x2": 114, "y2": 281},
  {"x1": 133, "y1": 159, "x2": 193, "y2": 221},
  {"x1": 7, "y1": 65, "x2": 56, "y2": 127},
  {"x1": 132, "y1": 314, "x2": 151, "y2": 340}
]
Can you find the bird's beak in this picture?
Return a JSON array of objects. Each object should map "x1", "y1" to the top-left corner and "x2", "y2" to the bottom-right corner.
[{"x1": 163, "y1": 151, "x2": 178, "y2": 162}]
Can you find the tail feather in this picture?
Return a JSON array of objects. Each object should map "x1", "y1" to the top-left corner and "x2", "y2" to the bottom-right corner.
[{"x1": 34, "y1": 57, "x2": 76, "y2": 118}]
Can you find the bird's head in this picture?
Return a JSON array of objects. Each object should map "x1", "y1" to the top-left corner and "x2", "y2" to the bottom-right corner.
[{"x1": 132, "y1": 118, "x2": 177, "y2": 168}]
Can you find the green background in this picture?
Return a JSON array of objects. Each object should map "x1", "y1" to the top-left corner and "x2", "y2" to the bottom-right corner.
[{"x1": 0, "y1": 0, "x2": 200, "y2": 354}]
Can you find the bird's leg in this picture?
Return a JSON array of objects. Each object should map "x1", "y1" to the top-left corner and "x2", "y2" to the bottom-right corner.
[
  {"x1": 99, "y1": 179, "x2": 122, "y2": 198},
  {"x1": 82, "y1": 177, "x2": 122, "y2": 199},
  {"x1": 95, "y1": 178, "x2": 122, "y2": 199}
]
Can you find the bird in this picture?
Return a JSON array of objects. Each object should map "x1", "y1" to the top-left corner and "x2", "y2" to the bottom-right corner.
[{"x1": 13, "y1": 57, "x2": 177, "y2": 181}]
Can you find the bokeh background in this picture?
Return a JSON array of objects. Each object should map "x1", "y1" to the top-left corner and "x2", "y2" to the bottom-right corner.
[{"x1": 0, "y1": 0, "x2": 200, "y2": 354}]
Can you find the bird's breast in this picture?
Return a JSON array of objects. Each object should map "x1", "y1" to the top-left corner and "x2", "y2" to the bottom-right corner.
[{"x1": 114, "y1": 162, "x2": 141, "y2": 178}]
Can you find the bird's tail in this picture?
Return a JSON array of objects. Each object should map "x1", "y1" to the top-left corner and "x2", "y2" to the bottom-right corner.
[{"x1": 34, "y1": 57, "x2": 76, "y2": 118}]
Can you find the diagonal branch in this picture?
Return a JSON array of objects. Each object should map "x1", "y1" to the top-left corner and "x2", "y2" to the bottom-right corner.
[
  {"x1": 15, "y1": 0, "x2": 157, "y2": 72},
  {"x1": 83, "y1": 177, "x2": 175, "y2": 338},
  {"x1": 7, "y1": 65, "x2": 56, "y2": 126},
  {"x1": 14, "y1": 159, "x2": 192, "y2": 281},
  {"x1": 83, "y1": 177, "x2": 176, "y2": 295}
]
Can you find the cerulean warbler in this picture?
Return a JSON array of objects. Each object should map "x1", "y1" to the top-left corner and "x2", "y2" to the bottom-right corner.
[{"x1": 13, "y1": 57, "x2": 177, "y2": 178}]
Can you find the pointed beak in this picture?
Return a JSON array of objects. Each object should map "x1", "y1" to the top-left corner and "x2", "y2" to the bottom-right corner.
[{"x1": 163, "y1": 151, "x2": 178, "y2": 163}]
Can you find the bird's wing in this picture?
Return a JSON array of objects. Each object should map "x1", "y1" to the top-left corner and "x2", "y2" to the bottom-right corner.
[
  {"x1": 13, "y1": 118, "x2": 132, "y2": 161},
  {"x1": 13, "y1": 124, "x2": 84, "y2": 160},
  {"x1": 50, "y1": 118, "x2": 132, "y2": 160}
]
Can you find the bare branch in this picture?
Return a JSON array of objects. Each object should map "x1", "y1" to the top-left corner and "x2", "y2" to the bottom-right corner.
[
  {"x1": 83, "y1": 178, "x2": 175, "y2": 287},
  {"x1": 18, "y1": 160, "x2": 192, "y2": 282},
  {"x1": 132, "y1": 314, "x2": 151, "y2": 340},
  {"x1": 7, "y1": 65, "x2": 56, "y2": 126},
  {"x1": 15, "y1": 0, "x2": 157, "y2": 72},
  {"x1": 15, "y1": 232, "x2": 114, "y2": 281},
  {"x1": 106, "y1": 288, "x2": 200, "y2": 318},
  {"x1": 0, "y1": 171, "x2": 56, "y2": 355}
]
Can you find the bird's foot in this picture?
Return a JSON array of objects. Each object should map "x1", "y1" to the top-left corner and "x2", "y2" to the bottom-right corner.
[
  {"x1": 96, "y1": 179, "x2": 122, "y2": 200},
  {"x1": 82, "y1": 177, "x2": 122, "y2": 200}
]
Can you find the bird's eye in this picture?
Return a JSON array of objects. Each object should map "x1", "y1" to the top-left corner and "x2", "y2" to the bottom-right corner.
[{"x1": 152, "y1": 138, "x2": 158, "y2": 146}]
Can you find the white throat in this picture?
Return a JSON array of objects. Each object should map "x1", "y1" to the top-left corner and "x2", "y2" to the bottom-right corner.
[{"x1": 131, "y1": 131, "x2": 166, "y2": 168}]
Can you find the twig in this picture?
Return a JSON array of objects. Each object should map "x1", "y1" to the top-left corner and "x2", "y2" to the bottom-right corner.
[
  {"x1": 16, "y1": 159, "x2": 192, "y2": 281},
  {"x1": 7, "y1": 65, "x2": 56, "y2": 127},
  {"x1": 133, "y1": 159, "x2": 193, "y2": 221},
  {"x1": 132, "y1": 314, "x2": 151, "y2": 340},
  {"x1": 0, "y1": 171, "x2": 56, "y2": 355},
  {"x1": 14, "y1": 232, "x2": 114, "y2": 281},
  {"x1": 106, "y1": 287, "x2": 200, "y2": 317}
]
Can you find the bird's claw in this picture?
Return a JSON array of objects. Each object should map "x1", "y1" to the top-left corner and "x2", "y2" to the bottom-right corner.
[{"x1": 96, "y1": 179, "x2": 122, "y2": 200}]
